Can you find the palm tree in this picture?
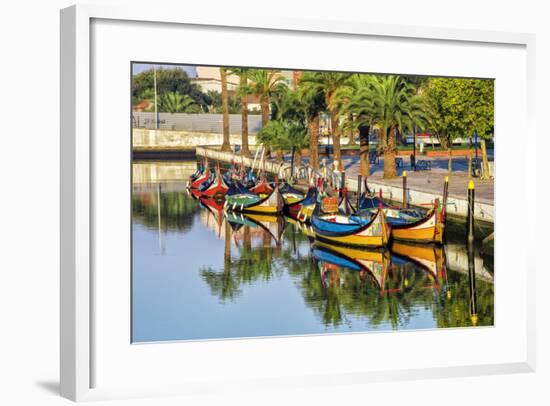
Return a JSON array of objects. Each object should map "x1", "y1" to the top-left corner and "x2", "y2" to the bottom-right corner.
[
  {"x1": 158, "y1": 91, "x2": 200, "y2": 114},
  {"x1": 220, "y1": 67, "x2": 232, "y2": 152},
  {"x1": 247, "y1": 69, "x2": 287, "y2": 157},
  {"x1": 228, "y1": 68, "x2": 252, "y2": 156},
  {"x1": 343, "y1": 74, "x2": 378, "y2": 178},
  {"x1": 247, "y1": 69, "x2": 287, "y2": 126},
  {"x1": 350, "y1": 75, "x2": 427, "y2": 179},
  {"x1": 296, "y1": 77, "x2": 326, "y2": 170},
  {"x1": 299, "y1": 72, "x2": 353, "y2": 171}
]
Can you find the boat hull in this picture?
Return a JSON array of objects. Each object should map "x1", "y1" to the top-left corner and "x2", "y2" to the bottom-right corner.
[
  {"x1": 226, "y1": 186, "x2": 284, "y2": 214},
  {"x1": 391, "y1": 209, "x2": 444, "y2": 244},
  {"x1": 312, "y1": 210, "x2": 391, "y2": 248}
]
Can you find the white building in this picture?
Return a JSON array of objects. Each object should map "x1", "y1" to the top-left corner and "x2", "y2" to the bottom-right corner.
[{"x1": 192, "y1": 66, "x2": 240, "y2": 93}]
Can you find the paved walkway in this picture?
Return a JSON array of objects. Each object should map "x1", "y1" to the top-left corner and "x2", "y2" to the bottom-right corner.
[{"x1": 294, "y1": 153, "x2": 494, "y2": 204}]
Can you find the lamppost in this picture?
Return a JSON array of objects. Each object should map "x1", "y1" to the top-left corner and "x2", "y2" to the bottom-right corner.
[{"x1": 153, "y1": 64, "x2": 159, "y2": 129}]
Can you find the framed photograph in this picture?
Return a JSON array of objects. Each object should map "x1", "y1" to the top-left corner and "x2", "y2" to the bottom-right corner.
[{"x1": 61, "y1": 4, "x2": 536, "y2": 401}]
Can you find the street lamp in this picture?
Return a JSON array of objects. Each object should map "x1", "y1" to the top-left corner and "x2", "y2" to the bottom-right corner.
[{"x1": 153, "y1": 64, "x2": 159, "y2": 129}]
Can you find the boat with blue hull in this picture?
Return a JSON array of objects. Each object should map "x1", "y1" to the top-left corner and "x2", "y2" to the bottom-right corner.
[{"x1": 311, "y1": 203, "x2": 391, "y2": 248}]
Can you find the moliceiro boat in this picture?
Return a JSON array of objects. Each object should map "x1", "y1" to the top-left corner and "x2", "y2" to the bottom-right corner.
[
  {"x1": 199, "y1": 164, "x2": 229, "y2": 198},
  {"x1": 187, "y1": 159, "x2": 210, "y2": 190},
  {"x1": 225, "y1": 182, "x2": 284, "y2": 214},
  {"x1": 391, "y1": 199, "x2": 445, "y2": 244},
  {"x1": 284, "y1": 186, "x2": 318, "y2": 223},
  {"x1": 311, "y1": 201, "x2": 391, "y2": 248}
]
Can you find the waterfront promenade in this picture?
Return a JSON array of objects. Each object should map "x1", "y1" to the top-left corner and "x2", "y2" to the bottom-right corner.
[{"x1": 195, "y1": 146, "x2": 495, "y2": 223}]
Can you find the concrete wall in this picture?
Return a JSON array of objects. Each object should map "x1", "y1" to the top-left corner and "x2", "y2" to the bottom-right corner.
[
  {"x1": 133, "y1": 128, "x2": 257, "y2": 149},
  {"x1": 132, "y1": 112, "x2": 263, "y2": 134}
]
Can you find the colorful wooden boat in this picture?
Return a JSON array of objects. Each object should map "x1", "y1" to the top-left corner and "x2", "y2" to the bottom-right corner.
[
  {"x1": 225, "y1": 183, "x2": 284, "y2": 214},
  {"x1": 357, "y1": 193, "x2": 424, "y2": 225},
  {"x1": 249, "y1": 176, "x2": 273, "y2": 196},
  {"x1": 199, "y1": 164, "x2": 229, "y2": 198},
  {"x1": 279, "y1": 181, "x2": 305, "y2": 205},
  {"x1": 284, "y1": 186, "x2": 318, "y2": 223},
  {"x1": 391, "y1": 200, "x2": 445, "y2": 244},
  {"x1": 311, "y1": 204, "x2": 391, "y2": 248},
  {"x1": 187, "y1": 160, "x2": 211, "y2": 189}
]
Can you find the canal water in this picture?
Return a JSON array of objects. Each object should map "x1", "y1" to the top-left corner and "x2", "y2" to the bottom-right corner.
[{"x1": 132, "y1": 160, "x2": 494, "y2": 343}]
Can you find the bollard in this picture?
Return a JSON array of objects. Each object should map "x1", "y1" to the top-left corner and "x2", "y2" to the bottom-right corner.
[
  {"x1": 402, "y1": 170, "x2": 407, "y2": 208},
  {"x1": 442, "y1": 176, "x2": 449, "y2": 224},
  {"x1": 357, "y1": 175, "x2": 362, "y2": 209},
  {"x1": 467, "y1": 180, "x2": 475, "y2": 243},
  {"x1": 340, "y1": 172, "x2": 346, "y2": 198}
]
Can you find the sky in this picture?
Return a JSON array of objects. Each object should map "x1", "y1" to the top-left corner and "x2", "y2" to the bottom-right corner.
[{"x1": 132, "y1": 63, "x2": 197, "y2": 77}]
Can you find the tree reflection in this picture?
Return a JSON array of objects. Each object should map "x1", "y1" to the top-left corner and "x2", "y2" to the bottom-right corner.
[{"x1": 132, "y1": 185, "x2": 199, "y2": 232}]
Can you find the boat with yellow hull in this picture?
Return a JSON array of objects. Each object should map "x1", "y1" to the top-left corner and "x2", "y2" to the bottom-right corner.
[
  {"x1": 391, "y1": 241, "x2": 446, "y2": 281},
  {"x1": 391, "y1": 203, "x2": 444, "y2": 244},
  {"x1": 225, "y1": 184, "x2": 284, "y2": 215}
]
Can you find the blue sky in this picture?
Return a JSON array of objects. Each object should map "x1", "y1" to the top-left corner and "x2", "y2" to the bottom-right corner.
[{"x1": 132, "y1": 63, "x2": 197, "y2": 77}]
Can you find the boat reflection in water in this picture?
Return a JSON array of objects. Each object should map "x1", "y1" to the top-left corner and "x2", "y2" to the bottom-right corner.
[{"x1": 132, "y1": 161, "x2": 493, "y2": 342}]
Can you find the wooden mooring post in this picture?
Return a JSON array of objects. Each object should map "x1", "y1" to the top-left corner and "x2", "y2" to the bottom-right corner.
[
  {"x1": 402, "y1": 170, "x2": 407, "y2": 208},
  {"x1": 357, "y1": 175, "x2": 362, "y2": 208},
  {"x1": 467, "y1": 180, "x2": 475, "y2": 243},
  {"x1": 442, "y1": 176, "x2": 449, "y2": 224}
]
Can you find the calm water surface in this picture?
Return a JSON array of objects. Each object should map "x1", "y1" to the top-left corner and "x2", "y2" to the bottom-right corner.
[{"x1": 132, "y1": 161, "x2": 494, "y2": 343}]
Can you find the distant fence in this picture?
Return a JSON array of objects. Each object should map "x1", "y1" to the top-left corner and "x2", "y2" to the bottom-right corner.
[{"x1": 132, "y1": 112, "x2": 263, "y2": 134}]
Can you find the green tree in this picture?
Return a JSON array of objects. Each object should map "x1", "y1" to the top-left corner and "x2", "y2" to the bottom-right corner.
[
  {"x1": 423, "y1": 78, "x2": 494, "y2": 177},
  {"x1": 341, "y1": 73, "x2": 379, "y2": 177},
  {"x1": 299, "y1": 72, "x2": 353, "y2": 171},
  {"x1": 296, "y1": 79, "x2": 326, "y2": 170},
  {"x1": 132, "y1": 67, "x2": 210, "y2": 111},
  {"x1": 247, "y1": 69, "x2": 287, "y2": 126},
  {"x1": 349, "y1": 75, "x2": 427, "y2": 178},
  {"x1": 257, "y1": 119, "x2": 308, "y2": 170},
  {"x1": 158, "y1": 91, "x2": 200, "y2": 114},
  {"x1": 205, "y1": 90, "x2": 241, "y2": 114},
  {"x1": 247, "y1": 69, "x2": 287, "y2": 158}
]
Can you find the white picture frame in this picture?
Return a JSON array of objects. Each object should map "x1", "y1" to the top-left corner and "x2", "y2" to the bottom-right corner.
[{"x1": 60, "y1": 4, "x2": 537, "y2": 402}]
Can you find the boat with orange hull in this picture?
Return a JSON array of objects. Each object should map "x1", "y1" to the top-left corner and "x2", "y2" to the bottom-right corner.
[{"x1": 391, "y1": 200, "x2": 445, "y2": 244}]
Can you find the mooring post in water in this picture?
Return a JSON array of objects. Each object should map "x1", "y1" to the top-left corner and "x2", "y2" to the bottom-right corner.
[
  {"x1": 467, "y1": 239, "x2": 478, "y2": 326},
  {"x1": 467, "y1": 180, "x2": 475, "y2": 243},
  {"x1": 402, "y1": 170, "x2": 407, "y2": 208},
  {"x1": 442, "y1": 176, "x2": 449, "y2": 224}
]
